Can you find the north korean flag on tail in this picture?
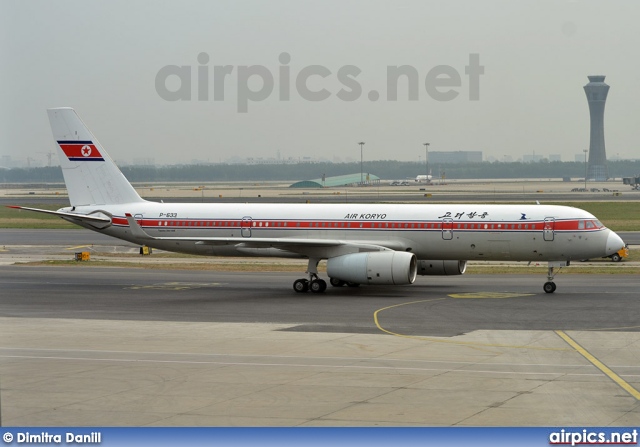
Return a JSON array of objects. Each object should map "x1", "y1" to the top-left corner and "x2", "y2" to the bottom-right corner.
[{"x1": 58, "y1": 140, "x2": 105, "y2": 161}]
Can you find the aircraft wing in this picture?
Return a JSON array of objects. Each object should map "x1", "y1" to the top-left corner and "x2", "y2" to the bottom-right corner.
[
  {"x1": 124, "y1": 214, "x2": 404, "y2": 257},
  {"x1": 7, "y1": 206, "x2": 112, "y2": 228}
]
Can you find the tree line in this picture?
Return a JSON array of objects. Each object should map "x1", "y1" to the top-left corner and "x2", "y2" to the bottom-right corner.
[{"x1": 2, "y1": 160, "x2": 640, "y2": 184}]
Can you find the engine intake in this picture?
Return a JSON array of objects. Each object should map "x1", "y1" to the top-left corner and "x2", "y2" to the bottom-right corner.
[
  {"x1": 327, "y1": 251, "x2": 417, "y2": 285},
  {"x1": 417, "y1": 260, "x2": 467, "y2": 276}
]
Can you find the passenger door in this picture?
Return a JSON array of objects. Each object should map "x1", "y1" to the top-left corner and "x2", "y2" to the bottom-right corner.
[
  {"x1": 241, "y1": 216, "x2": 252, "y2": 238},
  {"x1": 543, "y1": 217, "x2": 555, "y2": 241},
  {"x1": 442, "y1": 218, "x2": 453, "y2": 240}
]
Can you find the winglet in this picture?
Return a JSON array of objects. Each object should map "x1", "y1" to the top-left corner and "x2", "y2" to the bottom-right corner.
[{"x1": 125, "y1": 213, "x2": 153, "y2": 240}]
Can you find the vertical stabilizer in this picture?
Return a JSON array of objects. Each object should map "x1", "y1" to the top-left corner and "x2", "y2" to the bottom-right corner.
[{"x1": 47, "y1": 107, "x2": 144, "y2": 206}]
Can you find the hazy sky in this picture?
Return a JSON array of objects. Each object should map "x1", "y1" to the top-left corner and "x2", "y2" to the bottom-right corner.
[{"x1": 2, "y1": 0, "x2": 639, "y2": 166}]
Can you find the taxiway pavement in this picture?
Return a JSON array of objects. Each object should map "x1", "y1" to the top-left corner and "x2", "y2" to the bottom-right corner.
[{"x1": 2, "y1": 257, "x2": 640, "y2": 426}]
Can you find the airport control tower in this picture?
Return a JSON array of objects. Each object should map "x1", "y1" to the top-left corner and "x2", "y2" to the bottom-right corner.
[{"x1": 584, "y1": 75, "x2": 609, "y2": 181}]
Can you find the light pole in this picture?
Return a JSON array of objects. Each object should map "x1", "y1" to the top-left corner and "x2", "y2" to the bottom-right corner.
[
  {"x1": 358, "y1": 142, "x2": 365, "y2": 185},
  {"x1": 583, "y1": 149, "x2": 588, "y2": 190},
  {"x1": 423, "y1": 143, "x2": 430, "y2": 182}
]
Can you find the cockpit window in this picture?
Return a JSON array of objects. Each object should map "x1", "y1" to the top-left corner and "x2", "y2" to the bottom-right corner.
[
  {"x1": 578, "y1": 220, "x2": 585, "y2": 230},
  {"x1": 586, "y1": 221, "x2": 595, "y2": 229},
  {"x1": 594, "y1": 220, "x2": 604, "y2": 228}
]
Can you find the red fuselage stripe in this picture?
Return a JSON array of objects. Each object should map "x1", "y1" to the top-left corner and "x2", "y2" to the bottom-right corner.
[{"x1": 110, "y1": 217, "x2": 604, "y2": 233}]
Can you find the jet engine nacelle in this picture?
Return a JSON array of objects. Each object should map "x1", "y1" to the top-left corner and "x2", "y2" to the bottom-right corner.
[
  {"x1": 417, "y1": 260, "x2": 467, "y2": 276},
  {"x1": 326, "y1": 251, "x2": 417, "y2": 285}
]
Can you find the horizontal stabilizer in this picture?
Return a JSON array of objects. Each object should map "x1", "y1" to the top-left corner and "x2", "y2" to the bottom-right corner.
[{"x1": 7, "y1": 206, "x2": 112, "y2": 228}]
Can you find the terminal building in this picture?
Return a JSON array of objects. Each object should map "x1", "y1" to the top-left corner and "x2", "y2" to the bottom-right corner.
[{"x1": 290, "y1": 173, "x2": 380, "y2": 188}]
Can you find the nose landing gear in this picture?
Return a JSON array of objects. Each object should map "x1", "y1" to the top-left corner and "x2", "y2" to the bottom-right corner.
[
  {"x1": 543, "y1": 281, "x2": 557, "y2": 294},
  {"x1": 543, "y1": 261, "x2": 568, "y2": 294}
]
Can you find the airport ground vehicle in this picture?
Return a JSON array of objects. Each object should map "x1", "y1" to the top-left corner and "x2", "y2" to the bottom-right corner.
[
  {"x1": 580, "y1": 245, "x2": 629, "y2": 262},
  {"x1": 608, "y1": 245, "x2": 629, "y2": 262}
]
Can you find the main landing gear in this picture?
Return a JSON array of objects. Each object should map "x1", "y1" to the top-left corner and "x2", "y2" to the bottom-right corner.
[
  {"x1": 543, "y1": 261, "x2": 568, "y2": 294},
  {"x1": 292, "y1": 258, "x2": 362, "y2": 293},
  {"x1": 293, "y1": 276, "x2": 326, "y2": 293},
  {"x1": 293, "y1": 258, "x2": 327, "y2": 294}
]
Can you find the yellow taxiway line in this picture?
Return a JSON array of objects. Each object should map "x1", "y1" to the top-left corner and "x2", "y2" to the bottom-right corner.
[
  {"x1": 373, "y1": 298, "x2": 569, "y2": 352},
  {"x1": 556, "y1": 330, "x2": 640, "y2": 400}
]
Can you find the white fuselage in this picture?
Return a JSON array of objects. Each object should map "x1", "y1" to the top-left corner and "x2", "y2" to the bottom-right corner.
[{"x1": 63, "y1": 202, "x2": 618, "y2": 262}]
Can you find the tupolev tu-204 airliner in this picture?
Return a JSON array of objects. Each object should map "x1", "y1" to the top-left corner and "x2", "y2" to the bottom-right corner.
[{"x1": 10, "y1": 108, "x2": 625, "y2": 294}]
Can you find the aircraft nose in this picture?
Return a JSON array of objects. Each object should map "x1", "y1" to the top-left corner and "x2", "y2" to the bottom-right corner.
[{"x1": 605, "y1": 230, "x2": 625, "y2": 256}]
